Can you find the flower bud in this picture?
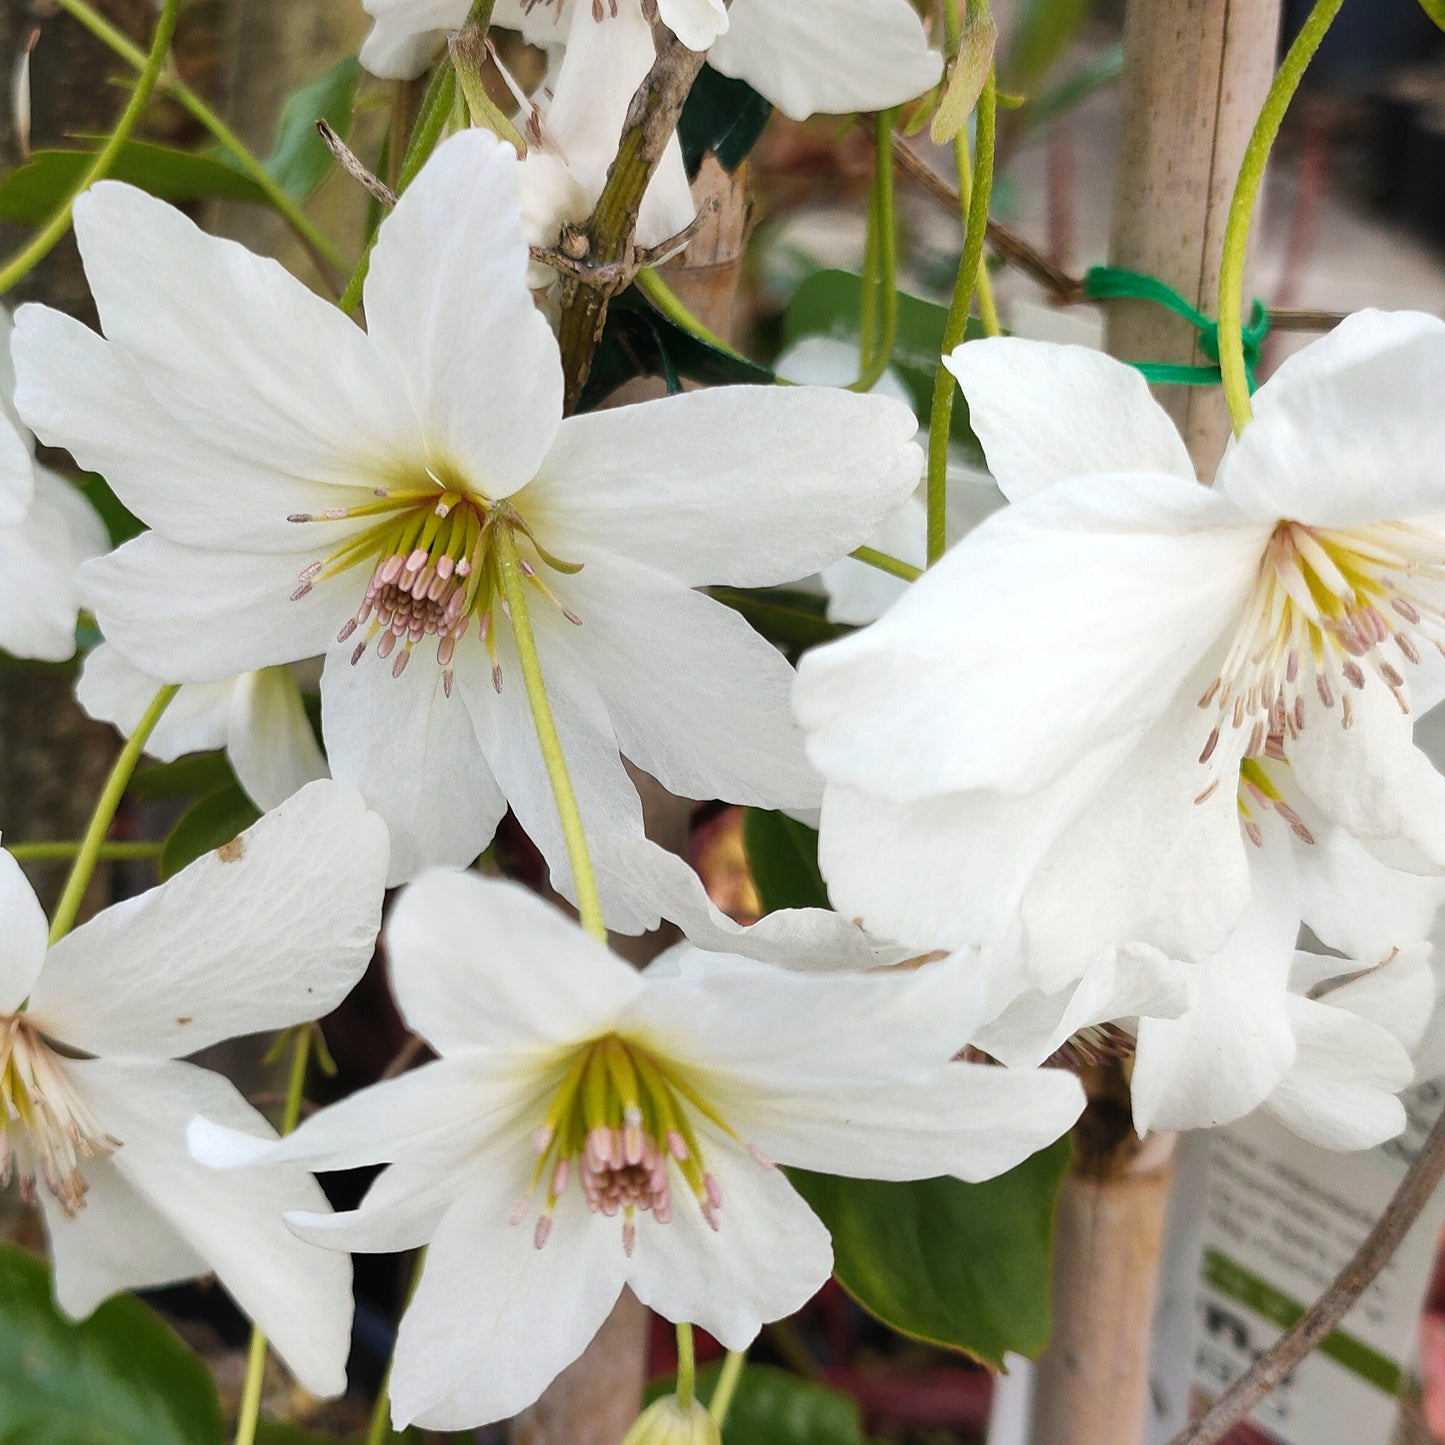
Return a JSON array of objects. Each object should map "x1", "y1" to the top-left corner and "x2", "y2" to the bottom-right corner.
[{"x1": 621, "y1": 1396, "x2": 723, "y2": 1445}]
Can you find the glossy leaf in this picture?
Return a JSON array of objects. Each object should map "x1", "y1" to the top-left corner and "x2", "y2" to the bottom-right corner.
[
  {"x1": 0, "y1": 1242, "x2": 224, "y2": 1445},
  {"x1": 678, "y1": 64, "x2": 774, "y2": 176},
  {"x1": 647, "y1": 1363, "x2": 871, "y2": 1445},
  {"x1": 262, "y1": 57, "x2": 362, "y2": 202},
  {"x1": 129, "y1": 751, "x2": 239, "y2": 804},
  {"x1": 0, "y1": 143, "x2": 266, "y2": 224},
  {"x1": 159, "y1": 785, "x2": 261, "y2": 880},
  {"x1": 788, "y1": 1136, "x2": 1072, "y2": 1367},
  {"x1": 743, "y1": 809, "x2": 827, "y2": 914},
  {"x1": 931, "y1": 11, "x2": 999, "y2": 143}
]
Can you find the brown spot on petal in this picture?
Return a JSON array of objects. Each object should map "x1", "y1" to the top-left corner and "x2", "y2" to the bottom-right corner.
[{"x1": 216, "y1": 838, "x2": 245, "y2": 863}]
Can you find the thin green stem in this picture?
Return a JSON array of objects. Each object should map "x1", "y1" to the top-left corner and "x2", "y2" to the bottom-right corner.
[
  {"x1": 0, "y1": 0, "x2": 179, "y2": 295},
  {"x1": 10, "y1": 840, "x2": 162, "y2": 863},
  {"x1": 451, "y1": 0, "x2": 525, "y2": 150},
  {"x1": 850, "y1": 545, "x2": 922, "y2": 582},
  {"x1": 494, "y1": 527, "x2": 607, "y2": 942},
  {"x1": 926, "y1": 34, "x2": 996, "y2": 566},
  {"x1": 55, "y1": 0, "x2": 347, "y2": 281},
  {"x1": 235, "y1": 1028, "x2": 313, "y2": 1445},
  {"x1": 943, "y1": 0, "x2": 1001, "y2": 339},
  {"x1": 47, "y1": 685, "x2": 178, "y2": 945},
  {"x1": 853, "y1": 108, "x2": 899, "y2": 393},
  {"x1": 675, "y1": 1323, "x2": 697, "y2": 1411},
  {"x1": 634, "y1": 267, "x2": 750, "y2": 360},
  {"x1": 708, "y1": 1350, "x2": 746, "y2": 1427},
  {"x1": 1217, "y1": 0, "x2": 1344, "y2": 434}
]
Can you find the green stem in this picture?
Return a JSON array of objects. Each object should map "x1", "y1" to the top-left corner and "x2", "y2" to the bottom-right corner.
[
  {"x1": 10, "y1": 840, "x2": 162, "y2": 863},
  {"x1": 634, "y1": 267, "x2": 751, "y2": 360},
  {"x1": 47, "y1": 684, "x2": 178, "y2": 945},
  {"x1": 55, "y1": 0, "x2": 347, "y2": 280},
  {"x1": 675, "y1": 1322, "x2": 697, "y2": 1411},
  {"x1": 926, "y1": 36, "x2": 996, "y2": 567},
  {"x1": 1217, "y1": 0, "x2": 1343, "y2": 433},
  {"x1": 494, "y1": 527, "x2": 607, "y2": 942},
  {"x1": 708, "y1": 1350, "x2": 746, "y2": 1427},
  {"x1": 0, "y1": 0, "x2": 180, "y2": 295},
  {"x1": 853, "y1": 109, "x2": 899, "y2": 393},
  {"x1": 850, "y1": 545, "x2": 922, "y2": 582},
  {"x1": 451, "y1": 0, "x2": 525, "y2": 150},
  {"x1": 234, "y1": 1028, "x2": 313, "y2": 1445}
]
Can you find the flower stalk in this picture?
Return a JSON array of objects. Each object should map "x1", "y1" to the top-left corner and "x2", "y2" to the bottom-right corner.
[{"x1": 852, "y1": 109, "x2": 899, "y2": 394}]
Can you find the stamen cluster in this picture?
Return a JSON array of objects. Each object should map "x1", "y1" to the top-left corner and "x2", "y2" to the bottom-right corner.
[{"x1": 0, "y1": 1014, "x2": 115, "y2": 1214}]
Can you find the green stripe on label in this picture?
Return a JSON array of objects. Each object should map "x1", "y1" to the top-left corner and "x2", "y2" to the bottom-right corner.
[{"x1": 1202, "y1": 1250, "x2": 1401, "y2": 1396}]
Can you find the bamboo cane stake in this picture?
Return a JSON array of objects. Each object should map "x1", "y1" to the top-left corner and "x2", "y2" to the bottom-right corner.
[{"x1": 1028, "y1": 6, "x2": 1281, "y2": 1442}]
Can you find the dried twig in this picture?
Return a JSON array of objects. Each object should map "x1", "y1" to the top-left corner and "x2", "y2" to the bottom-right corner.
[
  {"x1": 315, "y1": 119, "x2": 398, "y2": 208},
  {"x1": 1165, "y1": 1106, "x2": 1445, "y2": 1445}
]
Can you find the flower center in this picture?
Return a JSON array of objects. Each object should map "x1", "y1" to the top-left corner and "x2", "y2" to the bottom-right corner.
[
  {"x1": 0, "y1": 1014, "x2": 116, "y2": 1215},
  {"x1": 512, "y1": 1034, "x2": 769, "y2": 1257},
  {"x1": 1199, "y1": 520, "x2": 1445, "y2": 764},
  {"x1": 288, "y1": 476, "x2": 581, "y2": 696}
]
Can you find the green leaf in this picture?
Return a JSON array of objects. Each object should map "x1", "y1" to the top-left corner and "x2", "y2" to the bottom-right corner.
[
  {"x1": 706, "y1": 586, "x2": 849, "y2": 657},
  {"x1": 647, "y1": 1363, "x2": 871, "y2": 1445},
  {"x1": 780, "y1": 269, "x2": 987, "y2": 456},
  {"x1": 262, "y1": 58, "x2": 362, "y2": 202},
  {"x1": 0, "y1": 1242, "x2": 224, "y2": 1445},
  {"x1": 1422, "y1": 0, "x2": 1445, "y2": 29},
  {"x1": 0, "y1": 142, "x2": 267, "y2": 224},
  {"x1": 129, "y1": 750, "x2": 239, "y2": 803},
  {"x1": 788, "y1": 1136, "x2": 1072, "y2": 1368},
  {"x1": 743, "y1": 810, "x2": 827, "y2": 913},
  {"x1": 931, "y1": 12, "x2": 999, "y2": 144},
  {"x1": 678, "y1": 64, "x2": 774, "y2": 177},
  {"x1": 1001, "y1": 0, "x2": 1091, "y2": 93},
  {"x1": 160, "y1": 785, "x2": 261, "y2": 879}
]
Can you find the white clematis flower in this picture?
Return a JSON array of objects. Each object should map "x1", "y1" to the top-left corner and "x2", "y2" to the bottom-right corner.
[
  {"x1": 360, "y1": 0, "x2": 942, "y2": 121},
  {"x1": 0, "y1": 308, "x2": 107, "y2": 662},
  {"x1": 796, "y1": 316, "x2": 1445, "y2": 993},
  {"x1": 0, "y1": 780, "x2": 389, "y2": 1396},
  {"x1": 77, "y1": 644, "x2": 328, "y2": 813},
  {"x1": 13, "y1": 131, "x2": 921, "y2": 913},
  {"x1": 190, "y1": 868, "x2": 1085, "y2": 1431}
]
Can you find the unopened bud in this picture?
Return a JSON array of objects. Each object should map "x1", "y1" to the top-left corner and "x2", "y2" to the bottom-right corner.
[{"x1": 620, "y1": 1397, "x2": 722, "y2": 1445}]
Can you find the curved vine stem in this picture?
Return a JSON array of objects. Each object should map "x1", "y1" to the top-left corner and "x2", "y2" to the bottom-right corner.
[
  {"x1": 46, "y1": 684, "x2": 178, "y2": 946},
  {"x1": 708, "y1": 1349, "x2": 746, "y2": 1427},
  {"x1": 1216, "y1": 0, "x2": 1345, "y2": 433},
  {"x1": 0, "y1": 0, "x2": 180, "y2": 296}
]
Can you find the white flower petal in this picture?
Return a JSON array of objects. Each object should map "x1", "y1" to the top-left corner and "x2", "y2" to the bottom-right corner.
[
  {"x1": 78, "y1": 644, "x2": 236, "y2": 761},
  {"x1": 388, "y1": 1147, "x2": 628, "y2": 1431},
  {"x1": 387, "y1": 870, "x2": 642, "y2": 1054},
  {"x1": 226, "y1": 666, "x2": 329, "y2": 811},
  {"x1": 656, "y1": 0, "x2": 729, "y2": 49},
  {"x1": 363, "y1": 131, "x2": 564, "y2": 498},
  {"x1": 1131, "y1": 882, "x2": 1301, "y2": 1135},
  {"x1": 360, "y1": 0, "x2": 468, "y2": 77},
  {"x1": 1220, "y1": 310, "x2": 1445, "y2": 526},
  {"x1": 1306, "y1": 942, "x2": 1436, "y2": 1055},
  {"x1": 13, "y1": 306, "x2": 381, "y2": 552},
  {"x1": 625, "y1": 1125, "x2": 832, "y2": 1349},
  {"x1": 1264, "y1": 994, "x2": 1415, "y2": 1151},
  {"x1": 945, "y1": 338, "x2": 1196, "y2": 501},
  {"x1": 69, "y1": 1058, "x2": 352, "y2": 1397},
  {"x1": 709, "y1": 0, "x2": 941, "y2": 120},
  {"x1": 0, "y1": 849, "x2": 48, "y2": 1011},
  {"x1": 33, "y1": 782, "x2": 387, "y2": 1058},
  {"x1": 560, "y1": 558, "x2": 820, "y2": 811},
  {"x1": 795, "y1": 472, "x2": 1264, "y2": 800},
  {"x1": 82, "y1": 534, "x2": 351, "y2": 683},
  {"x1": 523, "y1": 386, "x2": 921, "y2": 587},
  {"x1": 820, "y1": 495, "x2": 927, "y2": 626}
]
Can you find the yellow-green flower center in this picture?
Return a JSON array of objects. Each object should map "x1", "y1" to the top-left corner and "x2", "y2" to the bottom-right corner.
[
  {"x1": 514, "y1": 1034, "x2": 766, "y2": 1257},
  {"x1": 288, "y1": 474, "x2": 581, "y2": 693},
  {"x1": 0, "y1": 1014, "x2": 115, "y2": 1215}
]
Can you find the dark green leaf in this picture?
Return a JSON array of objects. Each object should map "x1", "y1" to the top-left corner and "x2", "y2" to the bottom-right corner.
[
  {"x1": 706, "y1": 586, "x2": 849, "y2": 657},
  {"x1": 789, "y1": 1136, "x2": 1072, "y2": 1367},
  {"x1": 1423, "y1": 0, "x2": 1445, "y2": 29},
  {"x1": 779, "y1": 269, "x2": 987, "y2": 456},
  {"x1": 0, "y1": 142, "x2": 267, "y2": 224},
  {"x1": 0, "y1": 1241, "x2": 225, "y2": 1445},
  {"x1": 129, "y1": 751, "x2": 239, "y2": 803},
  {"x1": 678, "y1": 64, "x2": 774, "y2": 177},
  {"x1": 1001, "y1": 0, "x2": 1091, "y2": 93},
  {"x1": 262, "y1": 58, "x2": 362, "y2": 202},
  {"x1": 647, "y1": 1363, "x2": 870, "y2": 1445},
  {"x1": 743, "y1": 810, "x2": 826, "y2": 913},
  {"x1": 160, "y1": 785, "x2": 261, "y2": 879},
  {"x1": 580, "y1": 289, "x2": 774, "y2": 410}
]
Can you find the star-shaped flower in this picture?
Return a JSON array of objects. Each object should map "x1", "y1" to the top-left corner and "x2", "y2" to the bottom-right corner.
[
  {"x1": 0, "y1": 781, "x2": 389, "y2": 1396},
  {"x1": 14, "y1": 131, "x2": 921, "y2": 915},
  {"x1": 191, "y1": 866, "x2": 1084, "y2": 1431}
]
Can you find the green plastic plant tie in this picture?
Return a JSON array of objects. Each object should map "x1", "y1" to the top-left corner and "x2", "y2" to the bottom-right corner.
[{"x1": 1083, "y1": 265, "x2": 1270, "y2": 390}]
